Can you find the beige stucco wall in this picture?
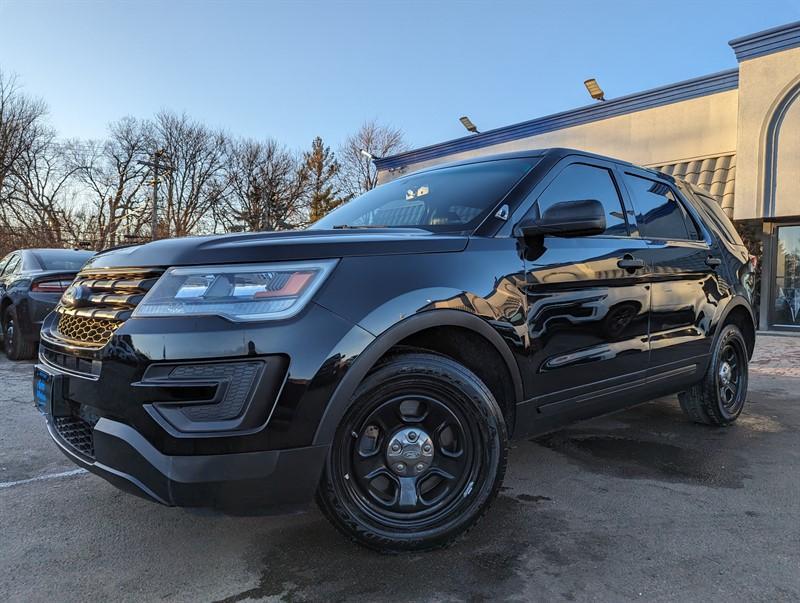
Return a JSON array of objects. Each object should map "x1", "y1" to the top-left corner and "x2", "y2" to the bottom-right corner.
[
  {"x1": 733, "y1": 45, "x2": 800, "y2": 220},
  {"x1": 379, "y1": 90, "x2": 738, "y2": 184}
]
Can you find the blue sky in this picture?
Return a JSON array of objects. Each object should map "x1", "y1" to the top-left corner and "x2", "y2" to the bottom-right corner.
[{"x1": 1, "y1": 0, "x2": 798, "y2": 154}]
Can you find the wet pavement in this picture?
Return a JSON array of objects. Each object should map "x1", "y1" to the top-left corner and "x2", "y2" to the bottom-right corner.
[{"x1": 1, "y1": 336, "x2": 799, "y2": 602}]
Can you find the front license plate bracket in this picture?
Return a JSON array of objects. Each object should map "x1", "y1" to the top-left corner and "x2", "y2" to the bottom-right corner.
[{"x1": 33, "y1": 366, "x2": 64, "y2": 415}]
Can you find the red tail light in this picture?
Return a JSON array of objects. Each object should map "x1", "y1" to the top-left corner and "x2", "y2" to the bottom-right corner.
[{"x1": 31, "y1": 279, "x2": 72, "y2": 293}]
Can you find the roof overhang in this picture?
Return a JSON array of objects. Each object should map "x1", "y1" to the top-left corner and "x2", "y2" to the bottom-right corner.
[
  {"x1": 729, "y1": 20, "x2": 800, "y2": 62},
  {"x1": 375, "y1": 69, "x2": 739, "y2": 173}
]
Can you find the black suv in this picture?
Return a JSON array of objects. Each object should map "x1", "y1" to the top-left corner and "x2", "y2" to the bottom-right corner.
[{"x1": 35, "y1": 148, "x2": 755, "y2": 552}]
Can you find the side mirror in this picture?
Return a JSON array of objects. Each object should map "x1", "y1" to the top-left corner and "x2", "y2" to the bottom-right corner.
[{"x1": 513, "y1": 199, "x2": 606, "y2": 238}]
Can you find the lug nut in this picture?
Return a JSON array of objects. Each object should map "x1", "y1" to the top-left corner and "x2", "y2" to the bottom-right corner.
[
  {"x1": 422, "y1": 444, "x2": 432, "y2": 453},
  {"x1": 391, "y1": 442, "x2": 401, "y2": 452},
  {"x1": 408, "y1": 431, "x2": 418, "y2": 442},
  {"x1": 395, "y1": 463, "x2": 406, "y2": 472},
  {"x1": 415, "y1": 463, "x2": 425, "y2": 472}
]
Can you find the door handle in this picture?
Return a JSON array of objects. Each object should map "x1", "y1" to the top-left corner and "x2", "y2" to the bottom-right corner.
[
  {"x1": 705, "y1": 256, "x2": 722, "y2": 268},
  {"x1": 617, "y1": 255, "x2": 645, "y2": 270}
]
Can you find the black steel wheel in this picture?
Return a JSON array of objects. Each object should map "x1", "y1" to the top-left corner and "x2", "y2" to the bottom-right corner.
[
  {"x1": 679, "y1": 324, "x2": 749, "y2": 426},
  {"x1": 717, "y1": 338, "x2": 746, "y2": 413},
  {"x1": 317, "y1": 352, "x2": 507, "y2": 552},
  {"x1": 3, "y1": 313, "x2": 14, "y2": 356},
  {"x1": 3, "y1": 306, "x2": 36, "y2": 360}
]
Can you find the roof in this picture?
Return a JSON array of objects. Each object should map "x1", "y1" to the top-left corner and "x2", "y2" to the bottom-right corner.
[
  {"x1": 652, "y1": 154, "x2": 736, "y2": 216},
  {"x1": 391, "y1": 147, "x2": 650, "y2": 173},
  {"x1": 375, "y1": 69, "x2": 739, "y2": 173},
  {"x1": 380, "y1": 146, "x2": 738, "y2": 219}
]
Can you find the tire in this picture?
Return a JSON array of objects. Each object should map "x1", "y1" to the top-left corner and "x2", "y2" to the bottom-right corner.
[
  {"x1": 3, "y1": 306, "x2": 36, "y2": 360},
  {"x1": 679, "y1": 324, "x2": 749, "y2": 426},
  {"x1": 316, "y1": 352, "x2": 508, "y2": 553}
]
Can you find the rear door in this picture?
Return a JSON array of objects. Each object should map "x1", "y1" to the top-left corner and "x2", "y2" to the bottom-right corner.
[
  {"x1": 619, "y1": 169, "x2": 722, "y2": 383},
  {"x1": 517, "y1": 158, "x2": 652, "y2": 426}
]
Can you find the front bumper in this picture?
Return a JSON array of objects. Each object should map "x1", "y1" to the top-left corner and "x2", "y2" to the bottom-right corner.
[
  {"x1": 38, "y1": 303, "x2": 372, "y2": 454},
  {"x1": 35, "y1": 301, "x2": 375, "y2": 512},
  {"x1": 45, "y1": 402, "x2": 329, "y2": 513}
]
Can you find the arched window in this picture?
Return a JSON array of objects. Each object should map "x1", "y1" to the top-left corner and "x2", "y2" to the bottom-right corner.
[{"x1": 763, "y1": 82, "x2": 800, "y2": 218}]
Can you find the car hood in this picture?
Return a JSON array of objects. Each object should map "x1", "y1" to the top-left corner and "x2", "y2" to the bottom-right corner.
[{"x1": 84, "y1": 228, "x2": 469, "y2": 269}]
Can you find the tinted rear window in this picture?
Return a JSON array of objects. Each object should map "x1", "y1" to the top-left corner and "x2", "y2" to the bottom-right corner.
[{"x1": 32, "y1": 250, "x2": 93, "y2": 271}]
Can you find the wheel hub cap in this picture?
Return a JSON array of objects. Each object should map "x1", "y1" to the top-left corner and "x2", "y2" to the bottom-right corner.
[
  {"x1": 386, "y1": 428, "x2": 434, "y2": 476},
  {"x1": 719, "y1": 361, "x2": 732, "y2": 384}
]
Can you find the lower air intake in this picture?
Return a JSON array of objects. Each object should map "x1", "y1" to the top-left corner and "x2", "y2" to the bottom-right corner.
[{"x1": 54, "y1": 415, "x2": 95, "y2": 458}]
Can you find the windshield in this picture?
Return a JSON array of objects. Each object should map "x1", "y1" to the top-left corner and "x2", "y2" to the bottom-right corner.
[
  {"x1": 32, "y1": 250, "x2": 94, "y2": 271},
  {"x1": 312, "y1": 157, "x2": 539, "y2": 233}
]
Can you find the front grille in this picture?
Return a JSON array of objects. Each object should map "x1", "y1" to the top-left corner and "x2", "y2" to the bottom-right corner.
[
  {"x1": 40, "y1": 346, "x2": 101, "y2": 378},
  {"x1": 56, "y1": 314, "x2": 122, "y2": 345},
  {"x1": 53, "y1": 268, "x2": 163, "y2": 348},
  {"x1": 54, "y1": 415, "x2": 95, "y2": 458}
]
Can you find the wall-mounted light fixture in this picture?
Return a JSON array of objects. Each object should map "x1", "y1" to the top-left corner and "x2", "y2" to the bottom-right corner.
[
  {"x1": 459, "y1": 116, "x2": 480, "y2": 133},
  {"x1": 584, "y1": 78, "x2": 606, "y2": 101}
]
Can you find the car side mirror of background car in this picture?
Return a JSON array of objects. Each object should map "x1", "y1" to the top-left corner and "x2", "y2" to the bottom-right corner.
[{"x1": 513, "y1": 199, "x2": 606, "y2": 239}]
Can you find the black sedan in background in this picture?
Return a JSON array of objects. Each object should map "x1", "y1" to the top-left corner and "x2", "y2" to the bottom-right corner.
[{"x1": 0, "y1": 248, "x2": 94, "y2": 359}]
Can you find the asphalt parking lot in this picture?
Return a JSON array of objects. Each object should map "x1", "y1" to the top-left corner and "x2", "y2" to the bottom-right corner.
[{"x1": 2, "y1": 336, "x2": 799, "y2": 602}]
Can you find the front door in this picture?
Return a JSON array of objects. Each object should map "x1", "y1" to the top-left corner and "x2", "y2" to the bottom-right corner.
[{"x1": 516, "y1": 160, "x2": 651, "y2": 428}]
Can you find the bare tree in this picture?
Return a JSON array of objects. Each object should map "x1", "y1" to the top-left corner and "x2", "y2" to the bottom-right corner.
[
  {"x1": 221, "y1": 138, "x2": 309, "y2": 232},
  {"x1": 0, "y1": 70, "x2": 48, "y2": 198},
  {"x1": 304, "y1": 136, "x2": 342, "y2": 223},
  {"x1": 154, "y1": 111, "x2": 228, "y2": 237},
  {"x1": 0, "y1": 70, "x2": 52, "y2": 253},
  {"x1": 68, "y1": 117, "x2": 152, "y2": 248},
  {"x1": 0, "y1": 70, "x2": 412, "y2": 253},
  {"x1": 0, "y1": 131, "x2": 81, "y2": 249},
  {"x1": 338, "y1": 120, "x2": 407, "y2": 197}
]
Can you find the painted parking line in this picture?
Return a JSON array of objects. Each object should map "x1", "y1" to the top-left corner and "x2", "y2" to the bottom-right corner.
[{"x1": 0, "y1": 468, "x2": 87, "y2": 490}]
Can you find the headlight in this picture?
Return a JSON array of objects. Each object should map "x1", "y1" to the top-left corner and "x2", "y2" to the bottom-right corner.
[{"x1": 133, "y1": 260, "x2": 337, "y2": 321}]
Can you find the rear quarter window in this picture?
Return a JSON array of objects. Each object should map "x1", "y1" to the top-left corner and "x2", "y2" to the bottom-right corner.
[{"x1": 692, "y1": 191, "x2": 745, "y2": 247}]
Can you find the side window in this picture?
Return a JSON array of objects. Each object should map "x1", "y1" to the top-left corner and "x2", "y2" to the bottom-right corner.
[
  {"x1": 536, "y1": 163, "x2": 628, "y2": 236},
  {"x1": 0, "y1": 254, "x2": 12, "y2": 276},
  {"x1": 3, "y1": 255, "x2": 21, "y2": 276},
  {"x1": 623, "y1": 173, "x2": 695, "y2": 241}
]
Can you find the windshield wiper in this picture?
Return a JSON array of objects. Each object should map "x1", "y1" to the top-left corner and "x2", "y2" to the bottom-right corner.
[{"x1": 332, "y1": 224, "x2": 389, "y2": 229}]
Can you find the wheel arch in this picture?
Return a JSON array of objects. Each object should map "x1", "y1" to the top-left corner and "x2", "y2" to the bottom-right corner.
[
  {"x1": 716, "y1": 297, "x2": 756, "y2": 359},
  {"x1": 0, "y1": 297, "x2": 12, "y2": 324},
  {"x1": 313, "y1": 309, "x2": 524, "y2": 445}
]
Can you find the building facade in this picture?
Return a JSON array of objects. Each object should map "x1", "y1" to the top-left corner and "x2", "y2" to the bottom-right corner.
[{"x1": 375, "y1": 21, "x2": 800, "y2": 332}]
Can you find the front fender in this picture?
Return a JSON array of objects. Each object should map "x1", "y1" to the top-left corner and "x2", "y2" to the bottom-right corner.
[{"x1": 313, "y1": 309, "x2": 525, "y2": 445}]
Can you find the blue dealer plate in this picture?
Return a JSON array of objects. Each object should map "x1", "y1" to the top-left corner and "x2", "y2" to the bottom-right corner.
[{"x1": 33, "y1": 366, "x2": 55, "y2": 414}]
